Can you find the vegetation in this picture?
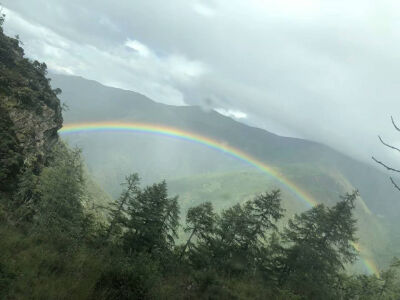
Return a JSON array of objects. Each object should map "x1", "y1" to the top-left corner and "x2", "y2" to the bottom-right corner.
[
  {"x1": 1, "y1": 14, "x2": 400, "y2": 300},
  {"x1": 2, "y1": 151, "x2": 400, "y2": 299}
]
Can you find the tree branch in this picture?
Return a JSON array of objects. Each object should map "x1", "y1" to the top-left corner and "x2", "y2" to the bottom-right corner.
[
  {"x1": 391, "y1": 116, "x2": 400, "y2": 132},
  {"x1": 378, "y1": 136, "x2": 400, "y2": 154},
  {"x1": 390, "y1": 177, "x2": 400, "y2": 193},
  {"x1": 372, "y1": 156, "x2": 400, "y2": 173}
]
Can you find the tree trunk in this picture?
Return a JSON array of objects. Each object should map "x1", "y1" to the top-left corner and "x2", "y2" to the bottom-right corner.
[{"x1": 179, "y1": 228, "x2": 197, "y2": 260}]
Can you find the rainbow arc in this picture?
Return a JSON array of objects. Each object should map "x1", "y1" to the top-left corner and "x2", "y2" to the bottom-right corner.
[{"x1": 59, "y1": 121, "x2": 379, "y2": 276}]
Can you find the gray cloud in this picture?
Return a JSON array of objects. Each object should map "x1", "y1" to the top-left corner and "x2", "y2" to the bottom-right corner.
[{"x1": 2, "y1": 0, "x2": 400, "y2": 166}]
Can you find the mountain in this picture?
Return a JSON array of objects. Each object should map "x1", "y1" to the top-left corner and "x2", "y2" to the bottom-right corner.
[
  {"x1": 50, "y1": 73, "x2": 400, "y2": 269},
  {"x1": 50, "y1": 74, "x2": 399, "y2": 214}
]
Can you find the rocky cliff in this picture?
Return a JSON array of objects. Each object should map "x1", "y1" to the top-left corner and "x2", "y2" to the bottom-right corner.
[{"x1": 0, "y1": 21, "x2": 62, "y2": 194}]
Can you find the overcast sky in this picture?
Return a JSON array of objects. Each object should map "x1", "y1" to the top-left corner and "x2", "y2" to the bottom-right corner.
[{"x1": 2, "y1": 0, "x2": 400, "y2": 166}]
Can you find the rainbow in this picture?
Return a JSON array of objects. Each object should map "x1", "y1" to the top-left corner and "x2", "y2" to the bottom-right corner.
[
  {"x1": 363, "y1": 257, "x2": 380, "y2": 277},
  {"x1": 59, "y1": 121, "x2": 379, "y2": 276},
  {"x1": 60, "y1": 122, "x2": 318, "y2": 206},
  {"x1": 351, "y1": 242, "x2": 380, "y2": 276}
]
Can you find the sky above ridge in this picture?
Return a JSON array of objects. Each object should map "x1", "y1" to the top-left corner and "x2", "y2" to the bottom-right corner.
[{"x1": 2, "y1": 0, "x2": 400, "y2": 166}]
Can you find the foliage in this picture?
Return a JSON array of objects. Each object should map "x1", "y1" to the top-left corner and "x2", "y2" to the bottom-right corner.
[
  {"x1": 122, "y1": 180, "x2": 180, "y2": 257},
  {"x1": 33, "y1": 143, "x2": 86, "y2": 241},
  {"x1": 338, "y1": 259, "x2": 400, "y2": 300},
  {"x1": 180, "y1": 201, "x2": 216, "y2": 259},
  {"x1": 2, "y1": 155, "x2": 400, "y2": 299},
  {"x1": 0, "y1": 261, "x2": 15, "y2": 298},
  {"x1": 191, "y1": 190, "x2": 284, "y2": 276},
  {"x1": 93, "y1": 253, "x2": 161, "y2": 300},
  {"x1": 104, "y1": 176, "x2": 180, "y2": 261},
  {"x1": 0, "y1": 15, "x2": 62, "y2": 205},
  {"x1": 0, "y1": 104, "x2": 22, "y2": 193},
  {"x1": 105, "y1": 173, "x2": 140, "y2": 240},
  {"x1": 0, "y1": 19, "x2": 62, "y2": 112},
  {"x1": 278, "y1": 191, "x2": 358, "y2": 299}
]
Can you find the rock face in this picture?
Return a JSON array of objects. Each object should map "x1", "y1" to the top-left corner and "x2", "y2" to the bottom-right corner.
[
  {"x1": 6, "y1": 98, "x2": 61, "y2": 171},
  {"x1": 0, "y1": 23, "x2": 62, "y2": 192}
]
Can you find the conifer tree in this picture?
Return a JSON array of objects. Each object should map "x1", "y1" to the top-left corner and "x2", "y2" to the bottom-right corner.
[
  {"x1": 279, "y1": 191, "x2": 358, "y2": 298},
  {"x1": 195, "y1": 190, "x2": 284, "y2": 276},
  {"x1": 33, "y1": 144, "x2": 86, "y2": 241},
  {"x1": 122, "y1": 180, "x2": 180, "y2": 256},
  {"x1": 180, "y1": 201, "x2": 216, "y2": 259},
  {"x1": 105, "y1": 173, "x2": 140, "y2": 240}
]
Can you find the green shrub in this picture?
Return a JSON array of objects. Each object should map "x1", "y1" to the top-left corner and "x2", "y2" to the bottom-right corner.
[{"x1": 93, "y1": 253, "x2": 161, "y2": 300}]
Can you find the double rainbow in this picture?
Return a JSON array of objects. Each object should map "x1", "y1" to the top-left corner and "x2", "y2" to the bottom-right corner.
[{"x1": 59, "y1": 121, "x2": 379, "y2": 276}]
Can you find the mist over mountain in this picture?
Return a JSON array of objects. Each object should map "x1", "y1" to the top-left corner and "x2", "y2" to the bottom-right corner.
[
  {"x1": 51, "y1": 73, "x2": 400, "y2": 218},
  {"x1": 50, "y1": 73, "x2": 400, "y2": 271}
]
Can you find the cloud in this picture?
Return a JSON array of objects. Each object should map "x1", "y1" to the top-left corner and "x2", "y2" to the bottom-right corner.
[
  {"x1": 215, "y1": 108, "x2": 247, "y2": 119},
  {"x1": 49, "y1": 64, "x2": 75, "y2": 75},
  {"x1": 193, "y1": 3, "x2": 216, "y2": 17},
  {"x1": 2, "y1": 0, "x2": 400, "y2": 166},
  {"x1": 125, "y1": 39, "x2": 151, "y2": 57},
  {"x1": 2, "y1": 6, "x2": 209, "y2": 106},
  {"x1": 166, "y1": 55, "x2": 207, "y2": 83}
]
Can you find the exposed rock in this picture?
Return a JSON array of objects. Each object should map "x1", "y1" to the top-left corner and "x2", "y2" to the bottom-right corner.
[
  {"x1": 7, "y1": 98, "x2": 61, "y2": 171},
  {"x1": 0, "y1": 23, "x2": 62, "y2": 193}
]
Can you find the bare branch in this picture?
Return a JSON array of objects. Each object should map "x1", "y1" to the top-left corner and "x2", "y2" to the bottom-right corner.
[
  {"x1": 390, "y1": 177, "x2": 400, "y2": 193},
  {"x1": 391, "y1": 116, "x2": 400, "y2": 132},
  {"x1": 372, "y1": 156, "x2": 400, "y2": 173},
  {"x1": 378, "y1": 135, "x2": 400, "y2": 153}
]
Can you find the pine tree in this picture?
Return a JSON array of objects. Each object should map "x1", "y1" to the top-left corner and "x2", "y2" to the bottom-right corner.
[
  {"x1": 33, "y1": 144, "x2": 86, "y2": 241},
  {"x1": 122, "y1": 180, "x2": 180, "y2": 256},
  {"x1": 279, "y1": 191, "x2": 358, "y2": 299},
  {"x1": 105, "y1": 173, "x2": 140, "y2": 241},
  {"x1": 180, "y1": 202, "x2": 216, "y2": 260},
  {"x1": 194, "y1": 190, "x2": 284, "y2": 276}
]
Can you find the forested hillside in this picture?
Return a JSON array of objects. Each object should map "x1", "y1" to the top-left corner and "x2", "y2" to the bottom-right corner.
[{"x1": 1, "y1": 15, "x2": 400, "y2": 299}]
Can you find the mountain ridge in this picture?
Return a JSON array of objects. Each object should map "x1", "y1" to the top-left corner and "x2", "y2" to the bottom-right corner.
[{"x1": 50, "y1": 73, "x2": 400, "y2": 219}]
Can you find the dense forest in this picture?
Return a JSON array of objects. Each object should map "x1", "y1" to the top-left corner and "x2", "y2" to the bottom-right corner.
[{"x1": 1, "y1": 14, "x2": 400, "y2": 299}]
